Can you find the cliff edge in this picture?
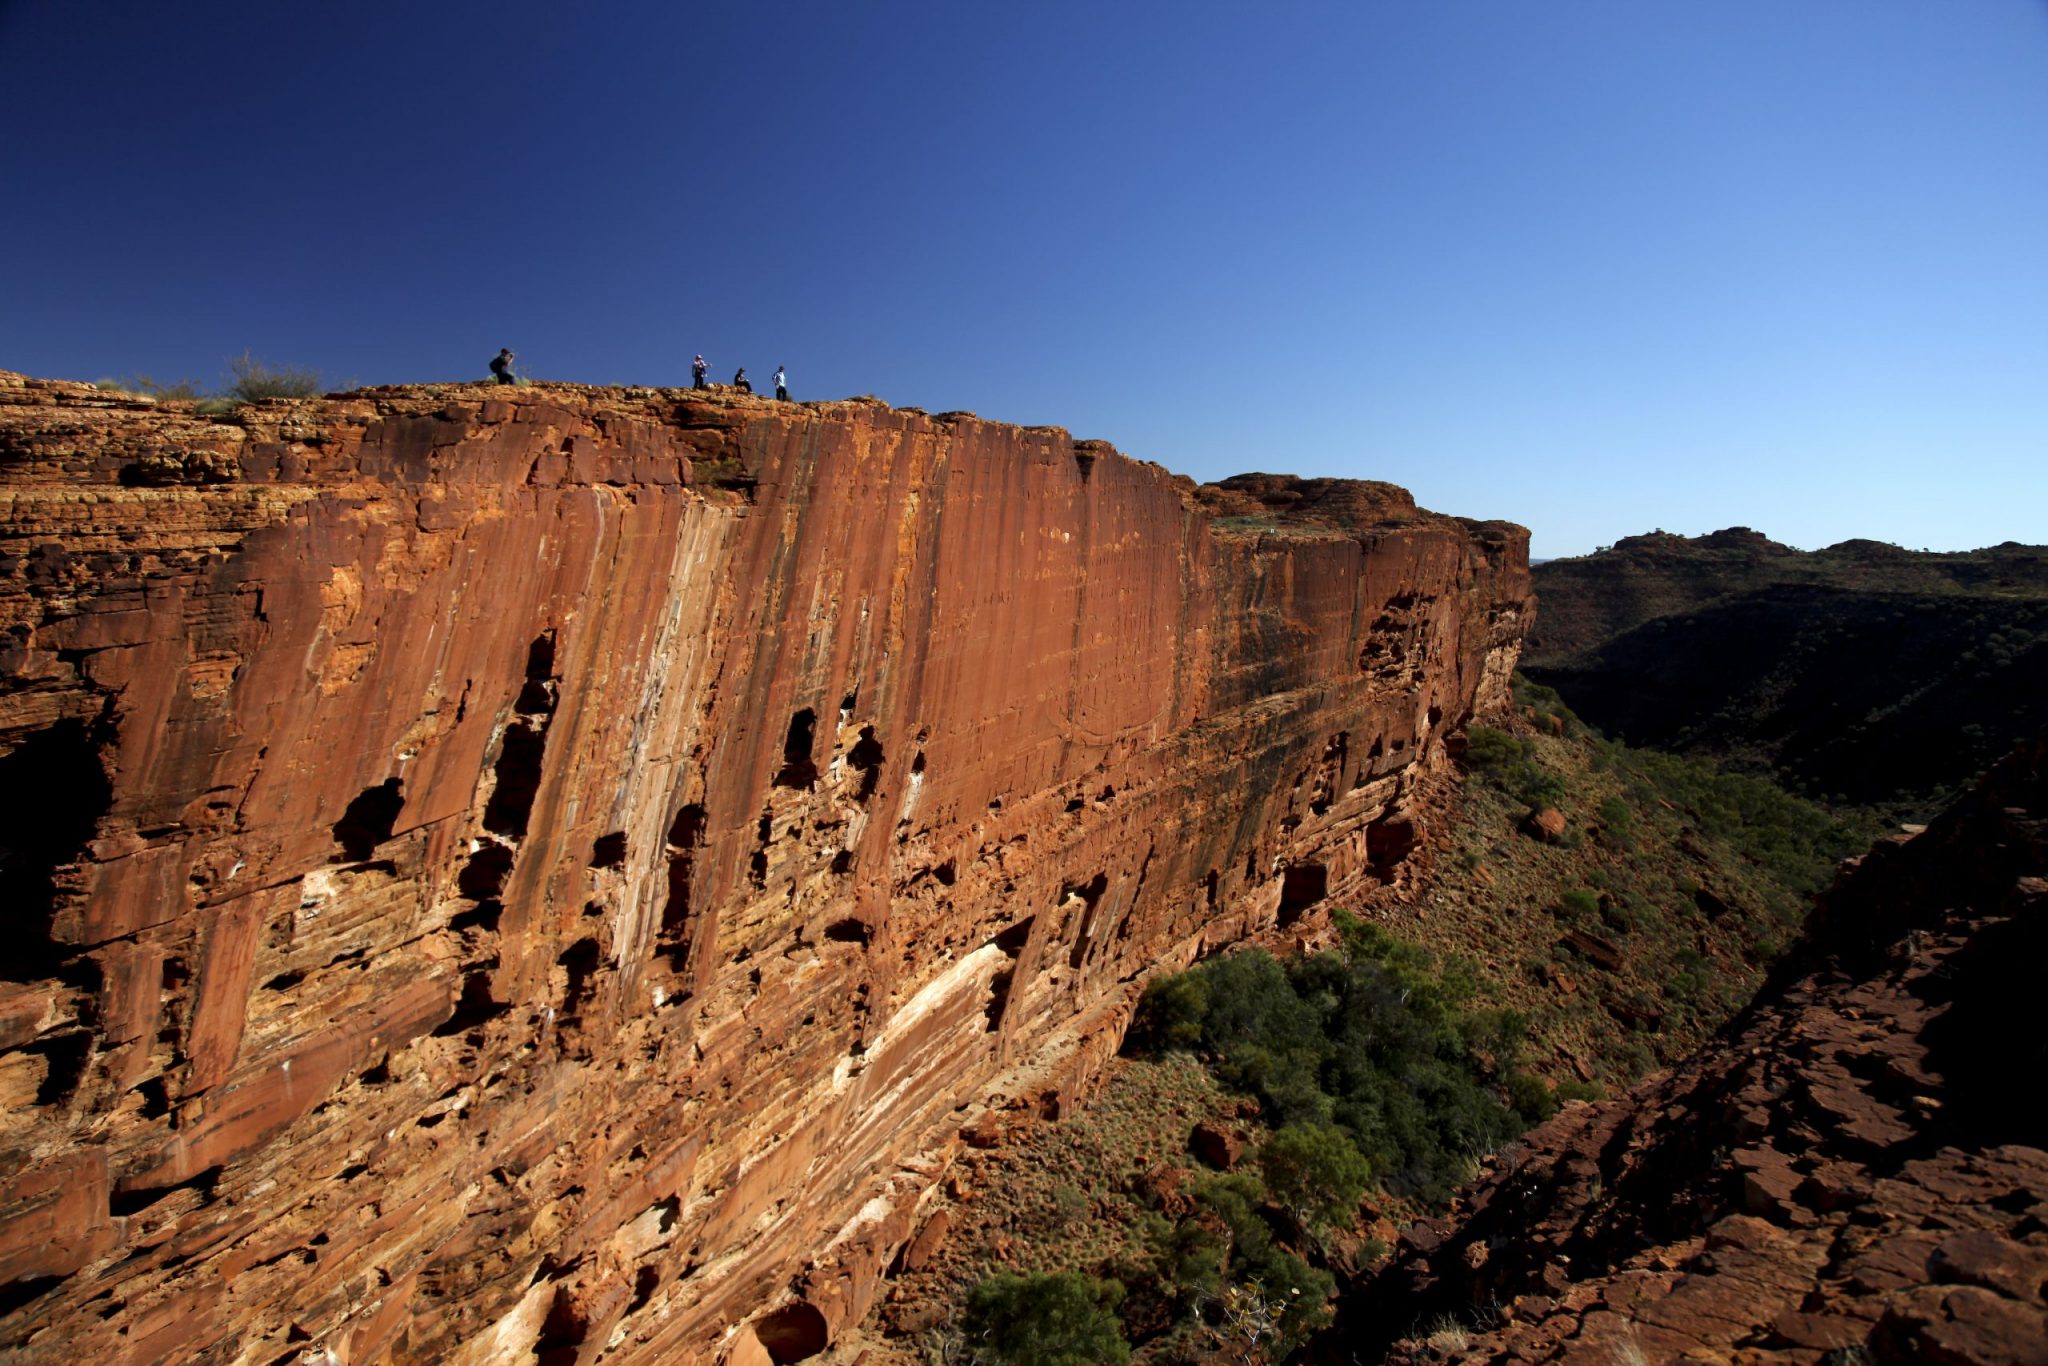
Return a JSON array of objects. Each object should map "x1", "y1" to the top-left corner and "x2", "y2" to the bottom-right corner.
[{"x1": 0, "y1": 373, "x2": 1528, "y2": 1363}]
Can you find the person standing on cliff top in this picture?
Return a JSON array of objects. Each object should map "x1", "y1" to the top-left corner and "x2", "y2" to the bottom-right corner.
[
  {"x1": 732, "y1": 367, "x2": 752, "y2": 393},
  {"x1": 691, "y1": 355, "x2": 708, "y2": 389},
  {"x1": 774, "y1": 365, "x2": 788, "y2": 401},
  {"x1": 490, "y1": 348, "x2": 516, "y2": 385}
]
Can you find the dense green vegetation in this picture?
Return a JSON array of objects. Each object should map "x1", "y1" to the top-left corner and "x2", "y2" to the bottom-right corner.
[
  {"x1": 935, "y1": 675, "x2": 1891, "y2": 1363},
  {"x1": 1483, "y1": 676, "x2": 1876, "y2": 895},
  {"x1": 1129, "y1": 916, "x2": 1550, "y2": 1204},
  {"x1": 960, "y1": 1272, "x2": 1131, "y2": 1365}
]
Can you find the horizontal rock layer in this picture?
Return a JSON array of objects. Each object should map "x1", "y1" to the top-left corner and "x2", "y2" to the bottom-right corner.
[{"x1": 0, "y1": 373, "x2": 1529, "y2": 1363}]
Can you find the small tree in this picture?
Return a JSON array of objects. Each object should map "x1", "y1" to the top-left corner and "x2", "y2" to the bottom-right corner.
[
  {"x1": 1257, "y1": 1122, "x2": 1372, "y2": 1233},
  {"x1": 224, "y1": 350, "x2": 323, "y2": 401},
  {"x1": 960, "y1": 1272, "x2": 1130, "y2": 1366}
]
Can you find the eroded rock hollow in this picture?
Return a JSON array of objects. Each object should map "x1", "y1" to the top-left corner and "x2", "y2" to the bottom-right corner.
[{"x1": 0, "y1": 374, "x2": 1528, "y2": 1363}]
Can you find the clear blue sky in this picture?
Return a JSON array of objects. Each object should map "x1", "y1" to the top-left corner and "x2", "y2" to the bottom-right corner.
[{"x1": 4, "y1": 1, "x2": 2045, "y2": 558}]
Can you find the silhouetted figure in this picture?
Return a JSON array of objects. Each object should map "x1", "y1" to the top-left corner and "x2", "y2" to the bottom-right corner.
[
  {"x1": 774, "y1": 365, "x2": 788, "y2": 401},
  {"x1": 692, "y1": 355, "x2": 708, "y2": 389},
  {"x1": 733, "y1": 368, "x2": 752, "y2": 394},
  {"x1": 490, "y1": 348, "x2": 516, "y2": 385}
]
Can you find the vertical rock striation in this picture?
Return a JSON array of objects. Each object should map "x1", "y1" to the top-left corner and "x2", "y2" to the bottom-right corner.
[{"x1": 0, "y1": 373, "x2": 1528, "y2": 1363}]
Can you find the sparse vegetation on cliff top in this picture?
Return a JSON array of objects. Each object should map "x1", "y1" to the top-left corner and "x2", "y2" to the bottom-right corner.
[{"x1": 95, "y1": 351, "x2": 331, "y2": 411}]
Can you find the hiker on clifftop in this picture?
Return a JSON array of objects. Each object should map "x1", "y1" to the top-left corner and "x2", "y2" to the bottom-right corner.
[
  {"x1": 774, "y1": 365, "x2": 788, "y2": 401},
  {"x1": 691, "y1": 355, "x2": 708, "y2": 389},
  {"x1": 490, "y1": 348, "x2": 517, "y2": 385},
  {"x1": 732, "y1": 367, "x2": 752, "y2": 393}
]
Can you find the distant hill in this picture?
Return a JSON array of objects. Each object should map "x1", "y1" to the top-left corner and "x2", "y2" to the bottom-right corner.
[{"x1": 1524, "y1": 529, "x2": 2048, "y2": 815}]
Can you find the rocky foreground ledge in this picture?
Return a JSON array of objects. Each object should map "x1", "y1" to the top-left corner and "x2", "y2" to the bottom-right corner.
[
  {"x1": 1332, "y1": 736, "x2": 2048, "y2": 1364},
  {"x1": 0, "y1": 374, "x2": 1528, "y2": 1363}
]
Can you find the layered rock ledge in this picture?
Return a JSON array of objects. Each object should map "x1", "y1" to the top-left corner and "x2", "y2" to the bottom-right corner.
[{"x1": 0, "y1": 373, "x2": 1528, "y2": 1363}]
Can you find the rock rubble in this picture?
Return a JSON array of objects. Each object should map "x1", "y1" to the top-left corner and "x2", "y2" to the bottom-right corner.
[{"x1": 1333, "y1": 737, "x2": 2048, "y2": 1365}]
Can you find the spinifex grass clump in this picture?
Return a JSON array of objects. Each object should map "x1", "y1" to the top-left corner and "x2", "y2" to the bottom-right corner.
[{"x1": 1128, "y1": 915, "x2": 1553, "y2": 1205}]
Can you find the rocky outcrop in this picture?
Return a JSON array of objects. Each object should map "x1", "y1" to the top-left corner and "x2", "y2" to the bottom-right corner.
[
  {"x1": 0, "y1": 374, "x2": 1529, "y2": 1363},
  {"x1": 1332, "y1": 736, "x2": 2048, "y2": 1364}
]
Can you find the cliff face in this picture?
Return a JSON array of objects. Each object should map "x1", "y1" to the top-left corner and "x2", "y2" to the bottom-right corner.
[{"x1": 0, "y1": 373, "x2": 1528, "y2": 1364}]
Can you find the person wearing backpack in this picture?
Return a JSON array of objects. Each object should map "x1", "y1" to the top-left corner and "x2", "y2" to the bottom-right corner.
[{"x1": 489, "y1": 348, "x2": 517, "y2": 385}]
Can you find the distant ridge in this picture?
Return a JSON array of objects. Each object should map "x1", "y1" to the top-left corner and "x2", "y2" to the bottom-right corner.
[{"x1": 1525, "y1": 529, "x2": 2048, "y2": 816}]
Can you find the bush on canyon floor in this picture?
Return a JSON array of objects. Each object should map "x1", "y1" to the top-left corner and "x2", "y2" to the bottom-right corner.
[
  {"x1": 960, "y1": 1271, "x2": 1130, "y2": 1366},
  {"x1": 1464, "y1": 724, "x2": 1568, "y2": 808},
  {"x1": 1556, "y1": 888, "x2": 1601, "y2": 923},
  {"x1": 1609, "y1": 742, "x2": 1877, "y2": 893},
  {"x1": 1257, "y1": 1121, "x2": 1374, "y2": 1233},
  {"x1": 1112, "y1": 1170, "x2": 1336, "y2": 1356},
  {"x1": 1129, "y1": 917, "x2": 1548, "y2": 1204},
  {"x1": 1513, "y1": 674, "x2": 1581, "y2": 735}
]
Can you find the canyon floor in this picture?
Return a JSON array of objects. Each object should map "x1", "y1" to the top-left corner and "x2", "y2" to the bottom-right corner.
[{"x1": 830, "y1": 689, "x2": 1929, "y2": 1363}]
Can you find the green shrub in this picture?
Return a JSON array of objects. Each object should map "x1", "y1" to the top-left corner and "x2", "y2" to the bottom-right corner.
[
  {"x1": 961, "y1": 1272, "x2": 1130, "y2": 1366},
  {"x1": 1462, "y1": 724, "x2": 1568, "y2": 806},
  {"x1": 1258, "y1": 1122, "x2": 1373, "y2": 1232},
  {"x1": 1129, "y1": 971, "x2": 1211, "y2": 1051},
  {"x1": 1626, "y1": 749, "x2": 1876, "y2": 892},
  {"x1": 225, "y1": 350, "x2": 323, "y2": 401},
  {"x1": 1504, "y1": 1069, "x2": 1557, "y2": 1122},
  {"x1": 1595, "y1": 795, "x2": 1635, "y2": 846},
  {"x1": 1463, "y1": 725, "x2": 1528, "y2": 775},
  {"x1": 1557, "y1": 889, "x2": 1600, "y2": 922},
  {"x1": 1122, "y1": 1211, "x2": 1224, "y2": 1321},
  {"x1": 1130, "y1": 918, "x2": 1532, "y2": 1204}
]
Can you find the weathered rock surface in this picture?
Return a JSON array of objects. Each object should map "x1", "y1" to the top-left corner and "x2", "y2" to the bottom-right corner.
[
  {"x1": 1330, "y1": 735, "x2": 2048, "y2": 1364},
  {"x1": 0, "y1": 373, "x2": 1529, "y2": 1363}
]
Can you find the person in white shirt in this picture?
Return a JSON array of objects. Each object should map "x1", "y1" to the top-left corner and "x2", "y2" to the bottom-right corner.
[{"x1": 774, "y1": 366, "x2": 788, "y2": 401}]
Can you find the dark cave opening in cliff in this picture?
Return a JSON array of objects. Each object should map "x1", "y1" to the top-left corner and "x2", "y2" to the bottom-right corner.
[
  {"x1": 332, "y1": 777, "x2": 404, "y2": 862},
  {"x1": 1277, "y1": 863, "x2": 1328, "y2": 926},
  {"x1": 588, "y1": 830, "x2": 627, "y2": 868},
  {"x1": 847, "y1": 724, "x2": 884, "y2": 802},
  {"x1": 774, "y1": 708, "x2": 820, "y2": 789},
  {"x1": 658, "y1": 803, "x2": 707, "y2": 973},
  {"x1": 753, "y1": 1302, "x2": 828, "y2": 1362},
  {"x1": 1366, "y1": 817, "x2": 1419, "y2": 883},
  {"x1": 482, "y1": 721, "x2": 549, "y2": 840},
  {"x1": 0, "y1": 716, "x2": 113, "y2": 981}
]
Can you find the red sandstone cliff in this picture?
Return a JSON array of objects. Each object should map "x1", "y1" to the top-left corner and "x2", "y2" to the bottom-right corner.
[{"x1": 0, "y1": 372, "x2": 1528, "y2": 1364}]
